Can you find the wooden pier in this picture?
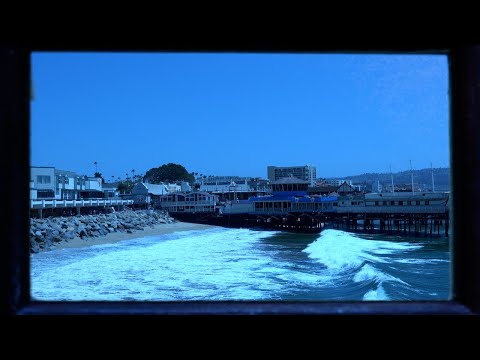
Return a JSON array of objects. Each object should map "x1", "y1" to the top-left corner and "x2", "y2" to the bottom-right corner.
[
  {"x1": 30, "y1": 198, "x2": 134, "y2": 218},
  {"x1": 170, "y1": 210, "x2": 449, "y2": 237},
  {"x1": 173, "y1": 212, "x2": 326, "y2": 233},
  {"x1": 328, "y1": 212, "x2": 449, "y2": 238}
]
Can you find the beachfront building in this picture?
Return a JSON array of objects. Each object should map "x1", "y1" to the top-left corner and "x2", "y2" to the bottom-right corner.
[
  {"x1": 78, "y1": 176, "x2": 104, "y2": 199},
  {"x1": 325, "y1": 179, "x2": 353, "y2": 187},
  {"x1": 308, "y1": 185, "x2": 339, "y2": 196},
  {"x1": 158, "y1": 191, "x2": 217, "y2": 213},
  {"x1": 131, "y1": 182, "x2": 168, "y2": 206},
  {"x1": 267, "y1": 165, "x2": 317, "y2": 186},
  {"x1": 102, "y1": 183, "x2": 119, "y2": 198},
  {"x1": 55, "y1": 169, "x2": 84, "y2": 200},
  {"x1": 30, "y1": 166, "x2": 56, "y2": 199},
  {"x1": 198, "y1": 176, "x2": 271, "y2": 201},
  {"x1": 30, "y1": 166, "x2": 108, "y2": 200},
  {"x1": 337, "y1": 182, "x2": 356, "y2": 195},
  {"x1": 130, "y1": 182, "x2": 189, "y2": 207},
  {"x1": 180, "y1": 181, "x2": 192, "y2": 192}
]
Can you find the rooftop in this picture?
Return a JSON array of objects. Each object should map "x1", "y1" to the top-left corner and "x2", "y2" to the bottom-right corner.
[{"x1": 272, "y1": 177, "x2": 309, "y2": 185}]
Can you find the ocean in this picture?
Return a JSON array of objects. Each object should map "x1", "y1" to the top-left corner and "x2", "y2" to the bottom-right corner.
[{"x1": 30, "y1": 227, "x2": 451, "y2": 301}]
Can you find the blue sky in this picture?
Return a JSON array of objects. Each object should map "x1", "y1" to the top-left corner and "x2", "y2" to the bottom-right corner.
[{"x1": 31, "y1": 53, "x2": 449, "y2": 181}]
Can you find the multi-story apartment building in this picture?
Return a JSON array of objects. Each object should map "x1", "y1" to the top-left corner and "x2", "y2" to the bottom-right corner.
[
  {"x1": 199, "y1": 176, "x2": 270, "y2": 193},
  {"x1": 30, "y1": 166, "x2": 56, "y2": 199},
  {"x1": 30, "y1": 166, "x2": 107, "y2": 200},
  {"x1": 267, "y1": 165, "x2": 317, "y2": 186},
  {"x1": 325, "y1": 179, "x2": 353, "y2": 187}
]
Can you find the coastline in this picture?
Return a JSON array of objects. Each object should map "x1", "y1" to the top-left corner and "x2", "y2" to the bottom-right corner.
[{"x1": 46, "y1": 221, "x2": 218, "y2": 251}]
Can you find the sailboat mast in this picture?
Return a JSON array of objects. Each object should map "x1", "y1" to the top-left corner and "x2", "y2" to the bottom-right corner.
[
  {"x1": 410, "y1": 160, "x2": 414, "y2": 194},
  {"x1": 390, "y1": 164, "x2": 394, "y2": 193},
  {"x1": 431, "y1": 162, "x2": 435, "y2": 192}
]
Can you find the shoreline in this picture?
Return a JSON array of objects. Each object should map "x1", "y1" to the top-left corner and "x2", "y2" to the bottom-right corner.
[{"x1": 45, "y1": 221, "x2": 218, "y2": 252}]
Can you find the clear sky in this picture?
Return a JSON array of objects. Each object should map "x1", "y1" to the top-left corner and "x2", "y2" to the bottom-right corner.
[{"x1": 31, "y1": 52, "x2": 449, "y2": 181}]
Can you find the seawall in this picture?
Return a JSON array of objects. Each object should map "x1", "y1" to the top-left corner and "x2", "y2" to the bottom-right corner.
[{"x1": 29, "y1": 209, "x2": 175, "y2": 253}]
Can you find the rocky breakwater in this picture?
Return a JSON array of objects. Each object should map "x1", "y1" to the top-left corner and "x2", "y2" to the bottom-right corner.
[{"x1": 29, "y1": 209, "x2": 175, "y2": 253}]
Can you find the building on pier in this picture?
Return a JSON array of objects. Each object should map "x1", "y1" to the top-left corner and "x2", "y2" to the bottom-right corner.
[
  {"x1": 158, "y1": 191, "x2": 217, "y2": 213},
  {"x1": 198, "y1": 177, "x2": 271, "y2": 201},
  {"x1": 267, "y1": 165, "x2": 317, "y2": 186}
]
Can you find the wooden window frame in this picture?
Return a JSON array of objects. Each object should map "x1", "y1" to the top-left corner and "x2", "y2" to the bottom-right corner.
[{"x1": 1, "y1": 42, "x2": 478, "y2": 316}]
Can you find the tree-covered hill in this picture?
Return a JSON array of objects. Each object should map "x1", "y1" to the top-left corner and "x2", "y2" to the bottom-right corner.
[{"x1": 327, "y1": 167, "x2": 450, "y2": 191}]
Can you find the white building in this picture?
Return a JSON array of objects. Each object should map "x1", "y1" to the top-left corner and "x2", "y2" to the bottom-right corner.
[
  {"x1": 325, "y1": 179, "x2": 353, "y2": 187},
  {"x1": 31, "y1": 166, "x2": 105, "y2": 200},
  {"x1": 267, "y1": 165, "x2": 317, "y2": 186},
  {"x1": 30, "y1": 166, "x2": 56, "y2": 199},
  {"x1": 159, "y1": 191, "x2": 217, "y2": 213},
  {"x1": 199, "y1": 180, "x2": 250, "y2": 193},
  {"x1": 55, "y1": 169, "x2": 88, "y2": 199}
]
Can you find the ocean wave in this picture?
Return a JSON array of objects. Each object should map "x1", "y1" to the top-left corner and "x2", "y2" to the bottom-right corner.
[
  {"x1": 363, "y1": 284, "x2": 390, "y2": 301},
  {"x1": 31, "y1": 227, "x2": 293, "y2": 301},
  {"x1": 394, "y1": 258, "x2": 450, "y2": 264},
  {"x1": 303, "y1": 229, "x2": 423, "y2": 271},
  {"x1": 353, "y1": 263, "x2": 408, "y2": 285}
]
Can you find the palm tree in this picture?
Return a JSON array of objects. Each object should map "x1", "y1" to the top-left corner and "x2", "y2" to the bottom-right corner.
[
  {"x1": 131, "y1": 169, "x2": 135, "y2": 183},
  {"x1": 111, "y1": 175, "x2": 114, "y2": 183},
  {"x1": 94, "y1": 161, "x2": 98, "y2": 173}
]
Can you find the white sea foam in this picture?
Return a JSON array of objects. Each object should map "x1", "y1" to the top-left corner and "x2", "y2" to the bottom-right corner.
[
  {"x1": 353, "y1": 263, "x2": 407, "y2": 285},
  {"x1": 394, "y1": 258, "x2": 449, "y2": 264},
  {"x1": 31, "y1": 227, "x2": 323, "y2": 301},
  {"x1": 363, "y1": 284, "x2": 390, "y2": 301},
  {"x1": 30, "y1": 227, "x2": 449, "y2": 301},
  {"x1": 303, "y1": 229, "x2": 423, "y2": 271}
]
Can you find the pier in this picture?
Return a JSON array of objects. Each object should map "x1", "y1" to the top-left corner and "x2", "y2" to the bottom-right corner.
[
  {"x1": 172, "y1": 212, "x2": 327, "y2": 233},
  {"x1": 328, "y1": 212, "x2": 449, "y2": 238},
  {"x1": 30, "y1": 198, "x2": 134, "y2": 218},
  {"x1": 158, "y1": 178, "x2": 450, "y2": 237},
  {"x1": 172, "y1": 210, "x2": 449, "y2": 237}
]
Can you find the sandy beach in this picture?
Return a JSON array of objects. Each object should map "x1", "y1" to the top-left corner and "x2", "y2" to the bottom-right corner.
[{"x1": 48, "y1": 221, "x2": 217, "y2": 251}]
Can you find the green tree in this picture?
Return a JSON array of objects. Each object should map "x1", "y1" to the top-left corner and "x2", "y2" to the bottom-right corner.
[
  {"x1": 144, "y1": 163, "x2": 195, "y2": 184},
  {"x1": 117, "y1": 180, "x2": 134, "y2": 194},
  {"x1": 94, "y1": 172, "x2": 105, "y2": 183}
]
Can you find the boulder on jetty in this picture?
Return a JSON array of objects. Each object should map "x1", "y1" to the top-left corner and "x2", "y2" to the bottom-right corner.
[{"x1": 29, "y1": 209, "x2": 175, "y2": 253}]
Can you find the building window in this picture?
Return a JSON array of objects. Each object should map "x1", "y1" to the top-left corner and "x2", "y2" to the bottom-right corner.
[
  {"x1": 416, "y1": 201, "x2": 421, "y2": 205},
  {"x1": 425, "y1": 200, "x2": 430, "y2": 205},
  {"x1": 375, "y1": 201, "x2": 379, "y2": 205},
  {"x1": 383, "y1": 201, "x2": 387, "y2": 205},
  {"x1": 407, "y1": 201, "x2": 412, "y2": 205},
  {"x1": 390, "y1": 201, "x2": 395, "y2": 205},
  {"x1": 37, "y1": 189, "x2": 54, "y2": 198},
  {"x1": 37, "y1": 175, "x2": 51, "y2": 184},
  {"x1": 399, "y1": 201, "x2": 403, "y2": 205}
]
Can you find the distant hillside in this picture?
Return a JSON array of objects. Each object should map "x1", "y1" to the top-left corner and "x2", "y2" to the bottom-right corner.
[{"x1": 327, "y1": 167, "x2": 450, "y2": 191}]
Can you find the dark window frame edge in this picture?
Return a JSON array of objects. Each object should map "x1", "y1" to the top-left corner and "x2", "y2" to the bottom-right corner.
[{"x1": 2, "y1": 44, "x2": 479, "y2": 316}]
